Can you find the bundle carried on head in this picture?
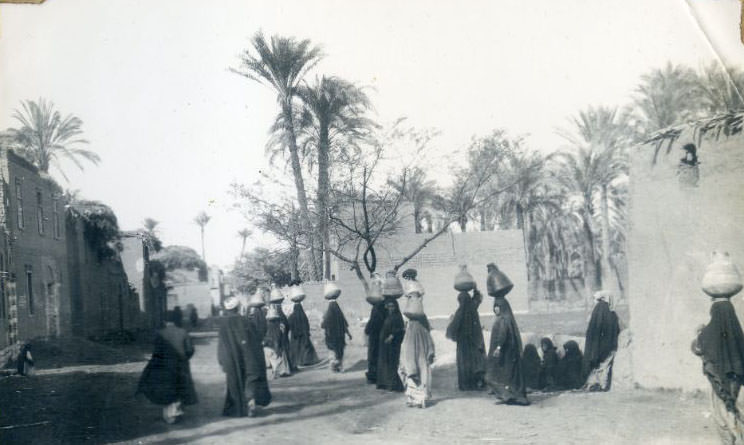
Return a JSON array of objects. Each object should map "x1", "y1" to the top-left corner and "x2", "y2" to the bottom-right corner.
[
  {"x1": 367, "y1": 272, "x2": 384, "y2": 304},
  {"x1": 324, "y1": 282, "x2": 342, "y2": 300},
  {"x1": 269, "y1": 285, "x2": 285, "y2": 303},
  {"x1": 290, "y1": 282, "x2": 307, "y2": 302},
  {"x1": 702, "y1": 250, "x2": 743, "y2": 299},
  {"x1": 248, "y1": 288, "x2": 265, "y2": 308},
  {"x1": 486, "y1": 263, "x2": 513, "y2": 298},
  {"x1": 382, "y1": 270, "x2": 404, "y2": 299},
  {"x1": 454, "y1": 264, "x2": 475, "y2": 292}
]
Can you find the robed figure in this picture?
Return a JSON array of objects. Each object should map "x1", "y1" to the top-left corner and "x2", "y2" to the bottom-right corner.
[
  {"x1": 218, "y1": 300, "x2": 271, "y2": 417},
  {"x1": 521, "y1": 344, "x2": 541, "y2": 391},
  {"x1": 247, "y1": 304, "x2": 267, "y2": 340},
  {"x1": 539, "y1": 337, "x2": 559, "y2": 390},
  {"x1": 377, "y1": 298, "x2": 406, "y2": 392},
  {"x1": 557, "y1": 340, "x2": 584, "y2": 390},
  {"x1": 288, "y1": 302, "x2": 320, "y2": 367},
  {"x1": 322, "y1": 300, "x2": 351, "y2": 372},
  {"x1": 274, "y1": 304, "x2": 296, "y2": 373},
  {"x1": 446, "y1": 289, "x2": 487, "y2": 390},
  {"x1": 364, "y1": 301, "x2": 386, "y2": 383},
  {"x1": 398, "y1": 296, "x2": 435, "y2": 407},
  {"x1": 485, "y1": 296, "x2": 529, "y2": 405},
  {"x1": 137, "y1": 313, "x2": 198, "y2": 423},
  {"x1": 583, "y1": 291, "x2": 620, "y2": 391},
  {"x1": 264, "y1": 305, "x2": 292, "y2": 378}
]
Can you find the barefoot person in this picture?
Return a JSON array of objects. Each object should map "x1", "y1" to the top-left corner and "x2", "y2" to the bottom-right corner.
[
  {"x1": 446, "y1": 266, "x2": 486, "y2": 391},
  {"x1": 137, "y1": 310, "x2": 198, "y2": 424},
  {"x1": 218, "y1": 295, "x2": 271, "y2": 417},
  {"x1": 485, "y1": 296, "x2": 529, "y2": 405},
  {"x1": 398, "y1": 272, "x2": 435, "y2": 407},
  {"x1": 321, "y1": 282, "x2": 352, "y2": 372},
  {"x1": 377, "y1": 272, "x2": 406, "y2": 392},
  {"x1": 287, "y1": 282, "x2": 320, "y2": 367},
  {"x1": 264, "y1": 304, "x2": 292, "y2": 378},
  {"x1": 691, "y1": 251, "x2": 744, "y2": 444}
]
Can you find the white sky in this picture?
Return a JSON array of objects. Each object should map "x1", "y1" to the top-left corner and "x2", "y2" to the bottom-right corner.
[{"x1": 0, "y1": 0, "x2": 742, "y2": 270}]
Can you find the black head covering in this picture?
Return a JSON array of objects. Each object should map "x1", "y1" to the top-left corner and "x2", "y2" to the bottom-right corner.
[
  {"x1": 493, "y1": 297, "x2": 522, "y2": 353},
  {"x1": 540, "y1": 337, "x2": 555, "y2": 351}
]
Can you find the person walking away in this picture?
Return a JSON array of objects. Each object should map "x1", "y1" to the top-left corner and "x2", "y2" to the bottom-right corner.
[
  {"x1": 398, "y1": 275, "x2": 435, "y2": 407},
  {"x1": 557, "y1": 340, "x2": 584, "y2": 390},
  {"x1": 538, "y1": 337, "x2": 559, "y2": 391},
  {"x1": 246, "y1": 289, "x2": 267, "y2": 338},
  {"x1": 364, "y1": 272, "x2": 386, "y2": 384},
  {"x1": 692, "y1": 251, "x2": 744, "y2": 444},
  {"x1": 446, "y1": 266, "x2": 487, "y2": 391},
  {"x1": 583, "y1": 290, "x2": 621, "y2": 391},
  {"x1": 485, "y1": 296, "x2": 529, "y2": 405},
  {"x1": 264, "y1": 304, "x2": 292, "y2": 378},
  {"x1": 521, "y1": 344, "x2": 541, "y2": 391},
  {"x1": 269, "y1": 285, "x2": 296, "y2": 373},
  {"x1": 287, "y1": 283, "x2": 320, "y2": 367},
  {"x1": 137, "y1": 310, "x2": 198, "y2": 424},
  {"x1": 321, "y1": 282, "x2": 352, "y2": 372},
  {"x1": 377, "y1": 272, "x2": 406, "y2": 392},
  {"x1": 218, "y1": 295, "x2": 271, "y2": 417}
]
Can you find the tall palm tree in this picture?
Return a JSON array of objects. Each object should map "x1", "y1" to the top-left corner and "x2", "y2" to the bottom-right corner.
[
  {"x1": 194, "y1": 211, "x2": 211, "y2": 263},
  {"x1": 553, "y1": 106, "x2": 630, "y2": 298},
  {"x1": 298, "y1": 76, "x2": 374, "y2": 278},
  {"x1": 9, "y1": 98, "x2": 100, "y2": 180},
  {"x1": 233, "y1": 32, "x2": 324, "y2": 280},
  {"x1": 388, "y1": 167, "x2": 437, "y2": 234},
  {"x1": 143, "y1": 218, "x2": 159, "y2": 235},
  {"x1": 696, "y1": 63, "x2": 744, "y2": 115},
  {"x1": 237, "y1": 228, "x2": 252, "y2": 258}
]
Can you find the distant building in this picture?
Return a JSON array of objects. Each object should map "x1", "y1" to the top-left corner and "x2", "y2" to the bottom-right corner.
[
  {"x1": 120, "y1": 232, "x2": 167, "y2": 331},
  {"x1": 164, "y1": 268, "x2": 211, "y2": 322}
]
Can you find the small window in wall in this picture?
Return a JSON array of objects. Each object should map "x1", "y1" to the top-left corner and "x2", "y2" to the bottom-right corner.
[
  {"x1": 36, "y1": 190, "x2": 44, "y2": 236},
  {"x1": 52, "y1": 198, "x2": 61, "y2": 238},
  {"x1": 15, "y1": 178, "x2": 24, "y2": 229},
  {"x1": 25, "y1": 265, "x2": 33, "y2": 315}
]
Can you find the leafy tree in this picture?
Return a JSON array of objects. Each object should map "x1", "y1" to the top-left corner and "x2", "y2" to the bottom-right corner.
[
  {"x1": 388, "y1": 167, "x2": 437, "y2": 233},
  {"x1": 696, "y1": 63, "x2": 744, "y2": 114},
  {"x1": 237, "y1": 228, "x2": 252, "y2": 258},
  {"x1": 154, "y1": 245, "x2": 208, "y2": 281}
]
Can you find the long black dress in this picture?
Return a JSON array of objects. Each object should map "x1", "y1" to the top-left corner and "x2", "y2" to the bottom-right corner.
[
  {"x1": 322, "y1": 301, "x2": 349, "y2": 362},
  {"x1": 364, "y1": 301, "x2": 386, "y2": 383},
  {"x1": 446, "y1": 290, "x2": 487, "y2": 390},
  {"x1": 247, "y1": 306, "x2": 268, "y2": 340},
  {"x1": 521, "y1": 344, "x2": 541, "y2": 390},
  {"x1": 583, "y1": 300, "x2": 620, "y2": 380},
  {"x1": 218, "y1": 313, "x2": 271, "y2": 416},
  {"x1": 275, "y1": 304, "x2": 296, "y2": 372},
  {"x1": 539, "y1": 337, "x2": 559, "y2": 390},
  {"x1": 485, "y1": 297, "x2": 528, "y2": 405},
  {"x1": 288, "y1": 303, "x2": 320, "y2": 367},
  {"x1": 376, "y1": 298, "x2": 405, "y2": 392},
  {"x1": 137, "y1": 325, "x2": 197, "y2": 406},
  {"x1": 557, "y1": 340, "x2": 584, "y2": 390}
]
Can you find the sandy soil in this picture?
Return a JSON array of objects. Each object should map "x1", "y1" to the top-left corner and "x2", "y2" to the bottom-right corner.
[{"x1": 0, "y1": 322, "x2": 719, "y2": 445}]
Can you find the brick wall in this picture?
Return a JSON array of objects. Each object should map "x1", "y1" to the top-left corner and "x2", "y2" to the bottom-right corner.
[{"x1": 628, "y1": 131, "x2": 744, "y2": 391}]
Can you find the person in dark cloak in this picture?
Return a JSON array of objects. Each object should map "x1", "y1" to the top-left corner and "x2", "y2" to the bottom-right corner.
[
  {"x1": 288, "y1": 299, "x2": 320, "y2": 367},
  {"x1": 218, "y1": 296, "x2": 271, "y2": 417},
  {"x1": 692, "y1": 298, "x2": 744, "y2": 444},
  {"x1": 539, "y1": 337, "x2": 559, "y2": 391},
  {"x1": 377, "y1": 298, "x2": 406, "y2": 392},
  {"x1": 521, "y1": 344, "x2": 541, "y2": 391},
  {"x1": 485, "y1": 296, "x2": 529, "y2": 405},
  {"x1": 247, "y1": 291, "x2": 268, "y2": 339},
  {"x1": 365, "y1": 299, "x2": 386, "y2": 383},
  {"x1": 582, "y1": 291, "x2": 620, "y2": 391},
  {"x1": 557, "y1": 340, "x2": 584, "y2": 390},
  {"x1": 264, "y1": 305, "x2": 292, "y2": 378},
  {"x1": 137, "y1": 310, "x2": 197, "y2": 423},
  {"x1": 172, "y1": 306, "x2": 183, "y2": 328},
  {"x1": 273, "y1": 302, "x2": 296, "y2": 373},
  {"x1": 322, "y1": 297, "x2": 352, "y2": 372},
  {"x1": 446, "y1": 288, "x2": 487, "y2": 390}
]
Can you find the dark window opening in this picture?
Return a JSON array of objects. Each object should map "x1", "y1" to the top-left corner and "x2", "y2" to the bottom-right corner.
[
  {"x1": 15, "y1": 179, "x2": 24, "y2": 229},
  {"x1": 26, "y1": 266, "x2": 33, "y2": 315},
  {"x1": 36, "y1": 190, "x2": 44, "y2": 235}
]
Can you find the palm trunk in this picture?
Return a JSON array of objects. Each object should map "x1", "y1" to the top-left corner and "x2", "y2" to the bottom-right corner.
[
  {"x1": 200, "y1": 227, "x2": 206, "y2": 262},
  {"x1": 599, "y1": 184, "x2": 614, "y2": 292},
  {"x1": 582, "y1": 203, "x2": 599, "y2": 306},
  {"x1": 283, "y1": 102, "x2": 322, "y2": 280},
  {"x1": 317, "y1": 122, "x2": 332, "y2": 280}
]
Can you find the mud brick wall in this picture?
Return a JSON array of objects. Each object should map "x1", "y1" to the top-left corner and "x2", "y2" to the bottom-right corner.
[{"x1": 628, "y1": 131, "x2": 744, "y2": 391}]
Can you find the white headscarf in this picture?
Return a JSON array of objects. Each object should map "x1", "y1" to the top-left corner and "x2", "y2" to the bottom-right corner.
[{"x1": 593, "y1": 290, "x2": 615, "y2": 311}]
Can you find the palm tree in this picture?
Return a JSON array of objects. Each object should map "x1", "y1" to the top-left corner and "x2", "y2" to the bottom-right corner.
[
  {"x1": 631, "y1": 63, "x2": 702, "y2": 138},
  {"x1": 552, "y1": 106, "x2": 630, "y2": 298},
  {"x1": 143, "y1": 218, "x2": 159, "y2": 235},
  {"x1": 9, "y1": 98, "x2": 100, "y2": 180},
  {"x1": 237, "y1": 228, "x2": 252, "y2": 258},
  {"x1": 696, "y1": 63, "x2": 744, "y2": 114},
  {"x1": 388, "y1": 167, "x2": 437, "y2": 234},
  {"x1": 233, "y1": 32, "x2": 324, "y2": 280},
  {"x1": 298, "y1": 76, "x2": 374, "y2": 278},
  {"x1": 194, "y1": 211, "x2": 211, "y2": 263}
]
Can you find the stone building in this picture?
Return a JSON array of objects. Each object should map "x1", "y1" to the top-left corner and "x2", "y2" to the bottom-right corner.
[
  {"x1": 120, "y1": 232, "x2": 168, "y2": 331},
  {"x1": 628, "y1": 129, "x2": 744, "y2": 391}
]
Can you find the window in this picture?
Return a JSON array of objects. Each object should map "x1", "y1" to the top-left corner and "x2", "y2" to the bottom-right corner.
[
  {"x1": 52, "y1": 198, "x2": 61, "y2": 238},
  {"x1": 25, "y1": 266, "x2": 33, "y2": 315},
  {"x1": 36, "y1": 190, "x2": 44, "y2": 235},
  {"x1": 15, "y1": 179, "x2": 23, "y2": 229}
]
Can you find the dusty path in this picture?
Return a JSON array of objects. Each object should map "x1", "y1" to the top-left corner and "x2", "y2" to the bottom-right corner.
[{"x1": 0, "y1": 327, "x2": 719, "y2": 444}]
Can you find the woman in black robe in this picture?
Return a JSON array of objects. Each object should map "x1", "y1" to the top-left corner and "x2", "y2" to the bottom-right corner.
[
  {"x1": 274, "y1": 303, "x2": 296, "y2": 373},
  {"x1": 485, "y1": 296, "x2": 529, "y2": 405},
  {"x1": 218, "y1": 301, "x2": 271, "y2": 417},
  {"x1": 539, "y1": 337, "x2": 559, "y2": 390},
  {"x1": 137, "y1": 311, "x2": 197, "y2": 423},
  {"x1": 557, "y1": 340, "x2": 584, "y2": 390},
  {"x1": 446, "y1": 289, "x2": 487, "y2": 390},
  {"x1": 364, "y1": 300, "x2": 386, "y2": 383},
  {"x1": 322, "y1": 299, "x2": 352, "y2": 372},
  {"x1": 288, "y1": 301, "x2": 320, "y2": 367},
  {"x1": 247, "y1": 304, "x2": 267, "y2": 340},
  {"x1": 692, "y1": 298, "x2": 744, "y2": 443},
  {"x1": 583, "y1": 292, "x2": 620, "y2": 389},
  {"x1": 521, "y1": 344, "x2": 541, "y2": 391},
  {"x1": 376, "y1": 298, "x2": 405, "y2": 392}
]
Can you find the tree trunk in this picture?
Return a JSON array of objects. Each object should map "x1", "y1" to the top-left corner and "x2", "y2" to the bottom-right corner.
[
  {"x1": 599, "y1": 184, "x2": 614, "y2": 292},
  {"x1": 480, "y1": 207, "x2": 487, "y2": 232},
  {"x1": 414, "y1": 206, "x2": 422, "y2": 234},
  {"x1": 200, "y1": 227, "x2": 206, "y2": 262},
  {"x1": 317, "y1": 120, "x2": 332, "y2": 279},
  {"x1": 283, "y1": 102, "x2": 322, "y2": 280},
  {"x1": 582, "y1": 204, "x2": 599, "y2": 306}
]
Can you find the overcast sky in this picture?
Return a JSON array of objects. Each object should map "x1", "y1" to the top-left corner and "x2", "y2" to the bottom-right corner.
[{"x1": 0, "y1": 0, "x2": 742, "y2": 270}]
